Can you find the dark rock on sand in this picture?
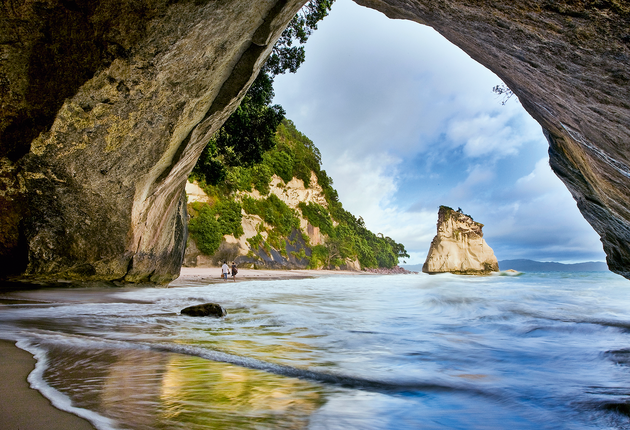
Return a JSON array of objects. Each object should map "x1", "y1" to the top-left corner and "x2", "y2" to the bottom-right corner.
[{"x1": 181, "y1": 303, "x2": 227, "y2": 318}]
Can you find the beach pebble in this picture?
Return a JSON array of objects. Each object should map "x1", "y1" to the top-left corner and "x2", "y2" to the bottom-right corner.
[{"x1": 181, "y1": 303, "x2": 227, "y2": 317}]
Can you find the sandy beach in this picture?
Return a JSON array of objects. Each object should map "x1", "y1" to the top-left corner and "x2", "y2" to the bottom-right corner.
[
  {"x1": 0, "y1": 339, "x2": 95, "y2": 430},
  {"x1": 171, "y1": 266, "x2": 374, "y2": 286},
  {"x1": 0, "y1": 267, "x2": 375, "y2": 429}
]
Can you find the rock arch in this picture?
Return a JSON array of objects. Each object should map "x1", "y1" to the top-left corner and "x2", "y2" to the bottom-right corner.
[
  {"x1": 356, "y1": 0, "x2": 630, "y2": 279},
  {"x1": 1, "y1": 0, "x2": 629, "y2": 282}
]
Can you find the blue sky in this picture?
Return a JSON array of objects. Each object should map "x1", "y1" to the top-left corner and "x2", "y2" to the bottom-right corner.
[{"x1": 273, "y1": 0, "x2": 606, "y2": 265}]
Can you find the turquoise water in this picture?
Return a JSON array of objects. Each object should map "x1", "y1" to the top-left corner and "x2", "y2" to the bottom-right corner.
[{"x1": 2, "y1": 271, "x2": 630, "y2": 429}]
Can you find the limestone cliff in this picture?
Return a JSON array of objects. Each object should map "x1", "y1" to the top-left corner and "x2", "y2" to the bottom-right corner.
[
  {"x1": 184, "y1": 173, "x2": 359, "y2": 270},
  {"x1": 2, "y1": 0, "x2": 630, "y2": 283},
  {"x1": 184, "y1": 118, "x2": 407, "y2": 271},
  {"x1": 422, "y1": 206, "x2": 499, "y2": 275}
]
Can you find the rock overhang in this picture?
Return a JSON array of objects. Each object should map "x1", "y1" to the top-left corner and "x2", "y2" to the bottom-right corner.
[{"x1": 1, "y1": 0, "x2": 629, "y2": 282}]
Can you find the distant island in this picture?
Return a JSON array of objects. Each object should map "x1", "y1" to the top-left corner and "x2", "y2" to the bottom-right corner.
[{"x1": 403, "y1": 259, "x2": 608, "y2": 272}]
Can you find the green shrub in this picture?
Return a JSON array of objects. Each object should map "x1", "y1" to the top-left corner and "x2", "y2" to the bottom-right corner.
[
  {"x1": 264, "y1": 150, "x2": 294, "y2": 183},
  {"x1": 215, "y1": 200, "x2": 244, "y2": 238},
  {"x1": 241, "y1": 196, "x2": 259, "y2": 217},
  {"x1": 189, "y1": 201, "x2": 205, "y2": 216},
  {"x1": 188, "y1": 205, "x2": 223, "y2": 255},
  {"x1": 374, "y1": 240, "x2": 396, "y2": 268},
  {"x1": 292, "y1": 162, "x2": 312, "y2": 188},
  {"x1": 292, "y1": 248, "x2": 307, "y2": 260},
  {"x1": 308, "y1": 245, "x2": 329, "y2": 269},
  {"x1": 356, "y1": 236, "x2": 378, "y2": 268},
  {"x1": 247, "y1": 233, "x2": 264, "y2": 250},
  {"x1": 276, "y1": 119, "x2": 321, "y2": 187},
  {"x1": 252, "y1": 164, "x2": 272, "y2": 195},
  {"x1": 188, "y1": 199, "x2": 244, "y2": 256},
  {"x1": 242, "y1": 194, "x2": 299, "y2": 236},
  {"x1": 298, "y1": 202, "x2": 333, "y2": 236},
  {"x1": 223, "y1": 166, "x2": 253, "y2": 193}
]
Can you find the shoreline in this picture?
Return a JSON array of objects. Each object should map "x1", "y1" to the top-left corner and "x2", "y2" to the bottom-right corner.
[
  {"x1": 0, "y1": 339, "x2": 95, "y2": 430},
  {"x1": 170, "y1": 266, "x2": 378, "y2": 286},
  {"x1": 0, "y1": 267, "x2": 411, "y2": 428}
]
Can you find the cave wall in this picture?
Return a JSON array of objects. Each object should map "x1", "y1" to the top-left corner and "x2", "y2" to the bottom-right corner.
[
  {"x1": 0, "y1": 0, "x2": 305, "y2": 283},
  {"x1": 1, "y1": 0, "x2": 629, "y2": 282}
]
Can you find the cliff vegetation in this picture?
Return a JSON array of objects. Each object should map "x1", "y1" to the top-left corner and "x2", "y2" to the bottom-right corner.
[
  {"x1": 187, "y1": 119, "x2": 409, "y2": 270},
  {"x1": 185, "y1": 0, "x2": 407, "y2": 270}
]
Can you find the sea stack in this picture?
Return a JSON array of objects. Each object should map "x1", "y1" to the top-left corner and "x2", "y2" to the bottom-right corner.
[{"x1": 423, "y1": 206, "x2": 499, "y2": 275}]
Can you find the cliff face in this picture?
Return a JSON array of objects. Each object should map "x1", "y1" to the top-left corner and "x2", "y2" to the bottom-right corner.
[
  {"x1": 2, "y1": 0, "x2": 630, "y2": 283},
  {"x1": 423, "y1": 207, "x2": 499, "y2": 275},
  {"x1": 0, "y1": 0, "x2": 304, "y2": 283},
  {"x1": 183, "y1": 174, "x2": 360, "y2": 270}
]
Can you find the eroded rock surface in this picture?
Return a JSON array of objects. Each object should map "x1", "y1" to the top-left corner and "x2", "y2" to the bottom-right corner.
[
  {"x1": 0, "y1": 0, "x2": 305, "y2": 283},
  {"x1": 1, "y1": 0, "x2": 630, "y2": 283},
  {"x1": 183, "y1": 175, "x2": 359, "y2": 270},
  {"x1": 423, "y1": 206, "x2": 499, "y2": 275}
]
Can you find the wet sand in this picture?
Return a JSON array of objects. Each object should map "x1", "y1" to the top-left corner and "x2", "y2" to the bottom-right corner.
[
  {"x1": 0, "y1": 339, "x2": 95, "y2": 430},
  {"x1": 171, "y1": 266, "x2": 373, "y2": 286},
  {"x1": 0, "y1": 268, "x2": 372, "y2": 428}
]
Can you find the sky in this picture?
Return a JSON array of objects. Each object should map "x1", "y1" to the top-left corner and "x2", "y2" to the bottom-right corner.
[{"x1": 272, "y1": 0, "x2": 607, "y2": 265}]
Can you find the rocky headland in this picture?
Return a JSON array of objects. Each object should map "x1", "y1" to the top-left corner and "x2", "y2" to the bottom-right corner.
[
  {"x1": 183, "y1": 172, "x2": 359, "y2": 271},
  {"x1": 422, "y1": 206, "x2": 499, "y2": 275},
  {"x1": 183, "y1": 119, "x2": 406, "y2": 272},
  {"x1": 1, "y1": 0, "x2": 630, "y2": 283}
]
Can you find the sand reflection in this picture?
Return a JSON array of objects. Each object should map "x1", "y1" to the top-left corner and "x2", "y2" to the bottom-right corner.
[{"x1": 46, "y1": 346, "x2": 326, "y2": 429}]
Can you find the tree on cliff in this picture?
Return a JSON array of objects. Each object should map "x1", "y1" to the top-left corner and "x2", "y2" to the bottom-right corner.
[
  {"x1": 492, "y1": 84, "x2": 517, "y2": 105},
  {"x1": 264, "y1": 0, "x2": 335, "y2": 76},
  {"x1": 187, "y1": 0, "x2": 408, "y2": 270},
  {"x1": 194, "y1": 72, "x2": 284, "y2": 184},
  {"x1": 193, "y1": 0, "x2": 335, "y2": 185}
]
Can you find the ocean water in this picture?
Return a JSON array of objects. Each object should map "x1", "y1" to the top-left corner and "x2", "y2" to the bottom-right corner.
[{"x1": 2, "y1": 271, "x2": 630, "y2": 429}]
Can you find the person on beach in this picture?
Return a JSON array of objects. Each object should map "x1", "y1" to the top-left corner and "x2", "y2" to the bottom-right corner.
[
  {"x1": 221, "y1": 261, "x2": 229, "y2": 281},
  {"x1": 231, "y1": 262, "x2": 238, "y2": 282}
]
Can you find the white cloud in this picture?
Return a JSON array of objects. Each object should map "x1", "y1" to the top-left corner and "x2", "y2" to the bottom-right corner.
[
  {"x1": 446, "y1": 113, "x2": 518, "y2": 158},
  {"x1": 479, "y1": 159, "x2": 606, "y2": 262},
  {"x1": 272, "y1": 0, "x2": 606, "y2": 264},
  {"x1": 358, "y1": 204, "x2": 438, "y2": 265},
  {"x1": 325, "y1": 150, "x2": 437, "y2": 265},
  {"x1": 326, "y1": 151, "x2": 399, "y2": 224},
  {"x1": 448, "y1": 165, "x2": 496, "y2": 201},
  {"x1": 513, "y1": 157, "x2": 565, "y2": 197},
  {"x1": 274, "y1": 0, "x2": 507, "y2": 160}
]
